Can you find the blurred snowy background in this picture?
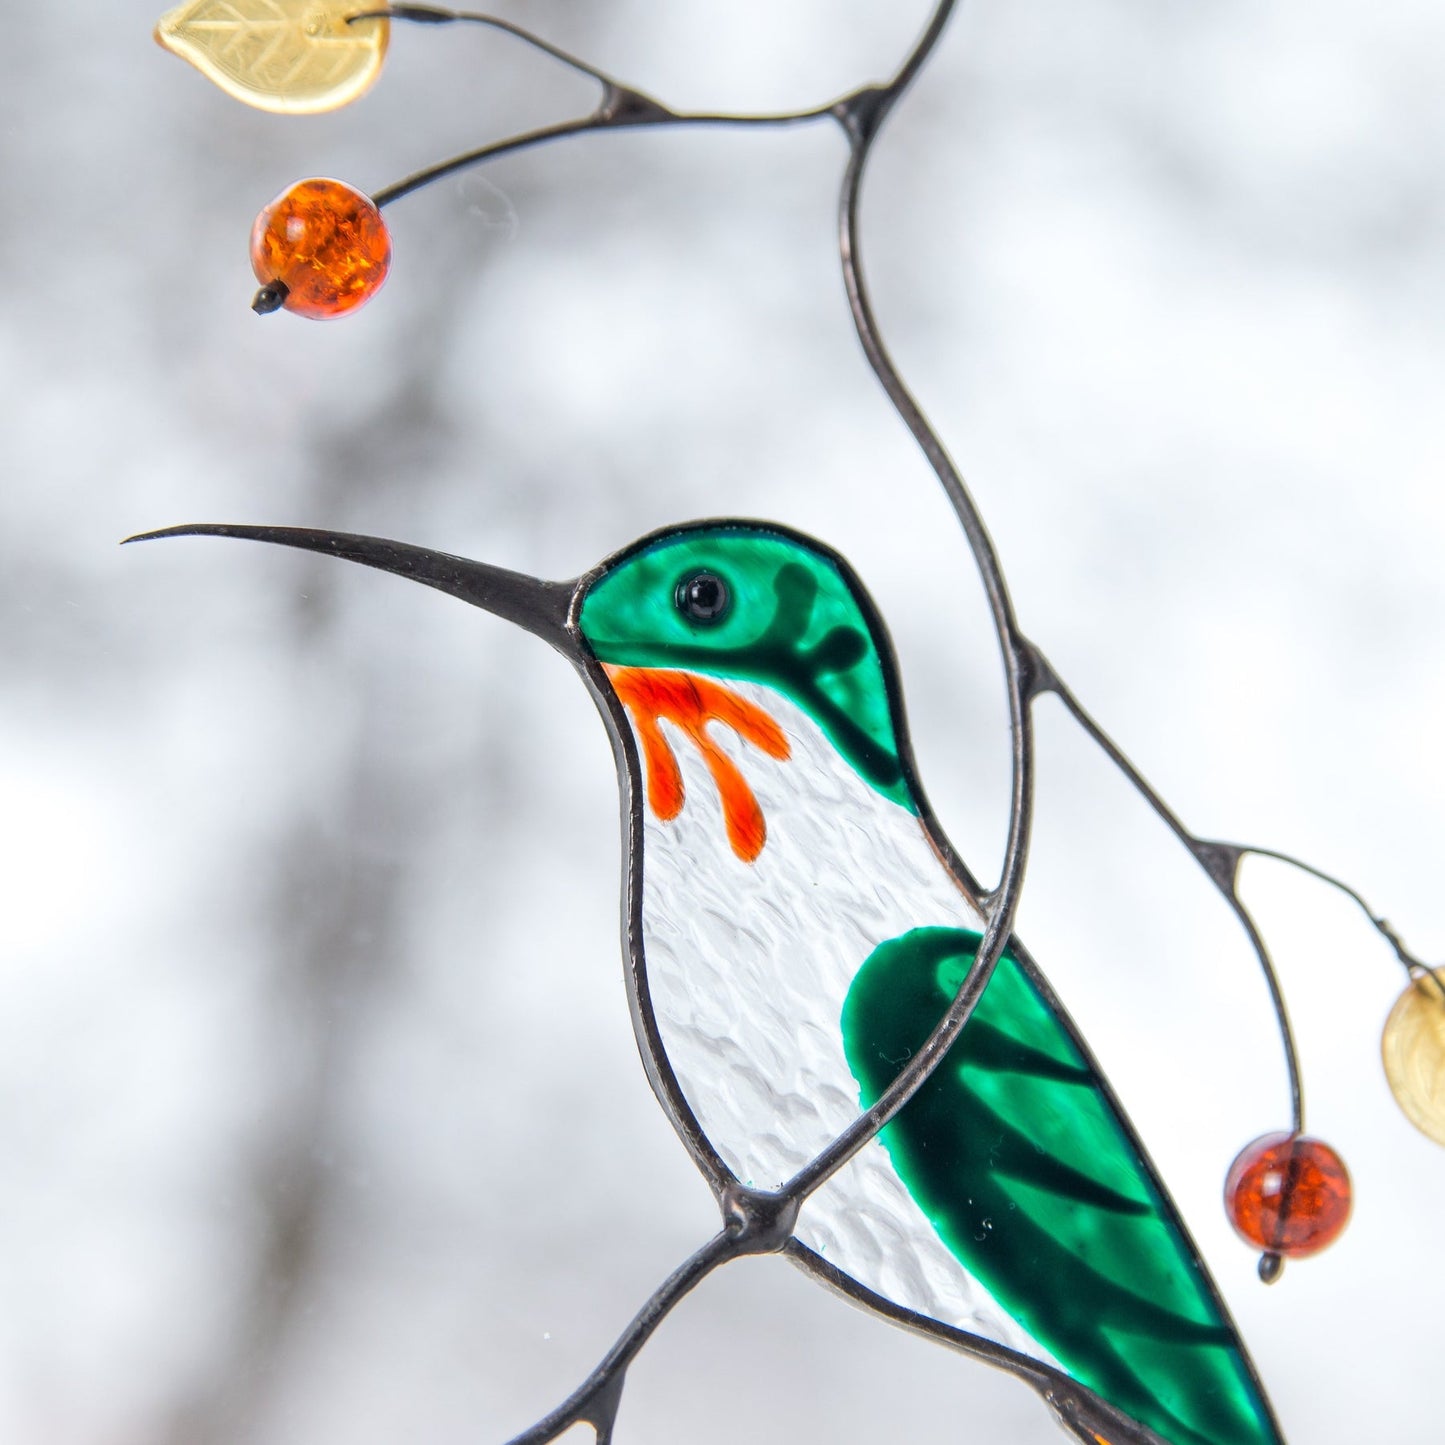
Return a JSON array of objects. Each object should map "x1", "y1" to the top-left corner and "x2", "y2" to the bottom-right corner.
[{"x1": 3, "y1": 1, "x2": 1443, "y2": 1441}]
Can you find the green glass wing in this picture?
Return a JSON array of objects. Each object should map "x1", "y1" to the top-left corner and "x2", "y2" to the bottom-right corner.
[{"x1": 842, "y1": 927, "x2": 1282, "y2": 1445}]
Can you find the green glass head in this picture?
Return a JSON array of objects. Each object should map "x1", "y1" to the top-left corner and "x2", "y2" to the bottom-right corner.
[{"x1": 579, "y1": 522, "x2": 916, "y2": 811}]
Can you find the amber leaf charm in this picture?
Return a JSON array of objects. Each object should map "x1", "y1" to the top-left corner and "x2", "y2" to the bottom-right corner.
[
  {"x1": 1382, "y1": 968, "x2": 1445, "y2": 1146},
  {"x1": 155, "y1": 0, "x2": 389, "y2": 115}
]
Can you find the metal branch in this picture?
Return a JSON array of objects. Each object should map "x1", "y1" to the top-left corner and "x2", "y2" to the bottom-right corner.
[
  {"x1": 373, "y1": 116, "x2": 609, "y2": 209},
  {"x1": 350, "y1": 7, "x2": 628, "y2": 91},
  {"x1": 1229, "y1": 844, "x2": 1444, "y2": 999},
  {"x1": 1039, "y1": 665, "x2": 1307, "y2": 1134},
  {"x1": 1039, "y1": 656, "x2": 1445, "y2": 1124},
  {"x1": 359, "y1": 6, "x2": 843, "y2": 212},
  {"x1": 368, "y1": 94, "x2": 839, "y2": 209},
  {"x1": 502, "y1": 1231, "x2": 736, "y2": 1445},
  {"x1": 784, "y1": 0, "x2": 1046, "y2": 1203}
]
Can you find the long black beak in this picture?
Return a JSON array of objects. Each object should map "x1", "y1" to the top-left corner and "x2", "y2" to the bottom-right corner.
[{"x1": 125, "y1": 523, "x2": 582, "y2": 659}]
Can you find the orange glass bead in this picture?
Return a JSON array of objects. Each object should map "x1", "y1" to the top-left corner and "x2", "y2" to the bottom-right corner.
[
  {"x1": 1224, "y1": 1132, "x2": 1351, "y2": 1259},
  {"x1": 249, "y1": 178, "x2": 391, "y2": 320}
]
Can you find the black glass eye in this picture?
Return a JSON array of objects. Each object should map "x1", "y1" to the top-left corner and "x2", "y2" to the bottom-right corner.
[{"x1": 674, "y1": 569, "x2": 730, "y2": 624}]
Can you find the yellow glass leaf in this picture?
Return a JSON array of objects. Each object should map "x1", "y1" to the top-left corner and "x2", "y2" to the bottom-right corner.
[
  {"x1": 1382, "y1": 967, "x2": 1445, "y2": 1146},
  {"x1": 155, "y1": 1, "x2": 389, "y2": 115}
]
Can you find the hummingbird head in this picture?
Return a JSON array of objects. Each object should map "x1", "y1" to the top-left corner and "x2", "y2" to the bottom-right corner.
[
  {"x1": 126, "y1": 519, "x2": 922, "y2": 858},
  {"x1": 577, "y1": 523, "x2": 914, "y2": 813}
]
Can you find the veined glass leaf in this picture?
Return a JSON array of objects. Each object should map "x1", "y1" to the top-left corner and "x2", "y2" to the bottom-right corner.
[
  {"x1": 155, "y1": 0, "x2": 389, "y2": 115},
  {"x1": 1382, "y1": 968, "x2": 1445, "y2": 1146}
]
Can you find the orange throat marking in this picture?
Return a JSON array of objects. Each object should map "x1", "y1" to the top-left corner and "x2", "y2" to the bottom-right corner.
[{"x1": 605, "y1": 666, "x2": 791, "y2": 863}]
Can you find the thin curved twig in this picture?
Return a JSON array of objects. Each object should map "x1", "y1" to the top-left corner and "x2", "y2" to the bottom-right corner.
[
  {"x1": 1041, "y1": 656, "x2": 1445, "y2": 1124},
  {"x1": 783, "y1": 0, "x2": 1044, "y2": 1201},
  {"x1": 373, "y1": 117, "x2": 606, "y2": 208},
  {"x1": 502, "y1": 1232, "x2": 736, "y2": 1445},
  {"x1": 350, "y1": 7, "x2": 627, "y2": 90},
  {"x1": 1039, "y1": 666, "x2": 1306, "y2": 1131},
  {"x1": 356, "y1": 4, "x2": 842, "y2": 211},
  {"x1": 1232, "y1": 844, "x2": 1443, "y2": 999}
]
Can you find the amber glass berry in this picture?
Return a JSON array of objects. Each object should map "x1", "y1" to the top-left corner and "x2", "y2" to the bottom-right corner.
[
  {"x1": 1224, "y1": 1132, "x2": 1351, "y2": 1259},
  {"x1": 250, "y1": 178, "x2": 391, "y2": 320}
]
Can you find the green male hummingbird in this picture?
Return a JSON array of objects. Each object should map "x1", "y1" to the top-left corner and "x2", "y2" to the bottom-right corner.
[{"x1": 134, "y1": 517, "x2": 1286, "y2": 1445}]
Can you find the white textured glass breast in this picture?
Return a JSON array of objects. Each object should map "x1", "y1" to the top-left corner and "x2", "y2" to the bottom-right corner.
[{"x1": 627, "y1": 675, "x2": 1051, "y2": 1362}]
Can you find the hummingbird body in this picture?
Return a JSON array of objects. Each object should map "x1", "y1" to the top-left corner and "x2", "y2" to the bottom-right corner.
[
  {"x1": 612, "y1": 669, "x2": 1042, "y2": 1354},
  {"x1": 137, "y1": 516, "x2": 1288, "y2": 1445},
  {"x1": 581, "y1": 524, "x2": 1282, "y2": 1445}
]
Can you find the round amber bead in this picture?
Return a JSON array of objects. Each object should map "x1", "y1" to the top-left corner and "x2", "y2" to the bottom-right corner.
[
  {"x1": 250, "y1": 178, "x2": 391, "y2": 319},
  {"x1": 1224, "y1": 1132, "x2": 1351, "y2": 1259}
]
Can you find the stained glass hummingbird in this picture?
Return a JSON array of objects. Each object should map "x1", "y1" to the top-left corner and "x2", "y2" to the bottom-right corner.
[{"x1": 132, "y1": 517, "x2": 1287, "y2": 1445}]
